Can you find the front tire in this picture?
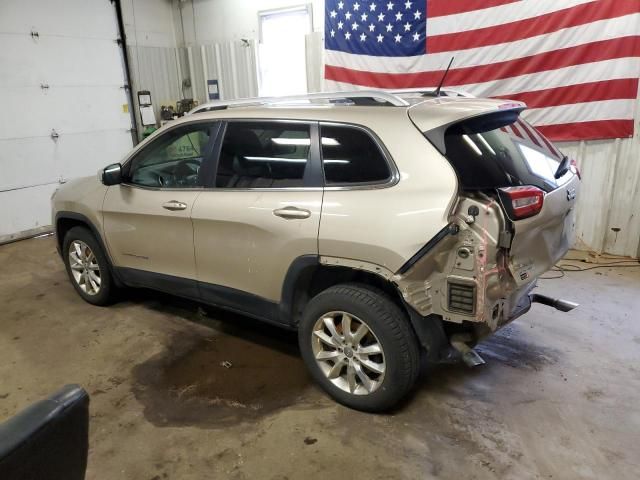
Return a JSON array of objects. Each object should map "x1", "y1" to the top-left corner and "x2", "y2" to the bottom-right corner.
[
  {"x1": 298, "y1": 284, "x2": 420, "y2": 412},
  {"x1": 62, "y1": 226, "x2": 115, "y2": 306}
]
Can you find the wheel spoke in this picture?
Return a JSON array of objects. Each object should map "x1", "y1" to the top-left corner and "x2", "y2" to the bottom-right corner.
[
  {"x1": 360, "y1": 359, "x2": 385, "y2": 374},
  {"x1": 341, "y1": 313, "x2": 352, "y2": 343},
  {"x1": 354, "y1": 363, "x2": 374, "y2": 392},
  {"x1": 314, "y1": 330, "x2": 339, "y2": 348},
  {"x1": 358, "y1": 344, "x2": 382, "y2": 355},
  {"x1": 346, "y1": 363, "x2": 357, "y2": 393},
  {"x1": 323, "y1": 316, "x2": 343, "y2": 343},
  {"x1": 328, "y1": 358, "x2": 347, "y2": 379},
  {"x1": 74, "y1": 242, "x2": 83, "y2": 258},
  {"x1": 89, "y1": 270, "x2": 101, "y2": 286},
  {"x1": 315, "y1": 350, "x2": 340, "y2": 361},
  {"x1": 70, "y1": 262, "x2": 84, "y2": 271},
  {"x1": 352, "y1": 323, "x2": 369, "y2": 344}
]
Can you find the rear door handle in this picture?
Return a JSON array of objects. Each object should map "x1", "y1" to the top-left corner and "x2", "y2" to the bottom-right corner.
[
  {"x1": 273, "y1": 206, "x2": 311, "y2": 219},
  {"x1": 162, "y1": 200, "x2": 188, "y2": 211}
]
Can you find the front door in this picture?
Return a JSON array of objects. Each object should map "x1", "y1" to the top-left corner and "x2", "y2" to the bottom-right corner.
[
  {"x1": 191, "y1": 120, "x2": 323, "y2": 317},
  {"x1": 102, "y1": 121, "x2": 219, "y2": 292}
]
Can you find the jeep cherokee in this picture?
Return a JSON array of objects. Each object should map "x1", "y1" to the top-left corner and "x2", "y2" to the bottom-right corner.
[{"x1": 52, "y1": 91, "x2": 579, "y2": 411}]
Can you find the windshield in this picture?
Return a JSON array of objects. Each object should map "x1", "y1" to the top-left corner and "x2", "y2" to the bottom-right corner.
[{"x1": 439, "y1": 112, "x2": 571, "y2": 192}]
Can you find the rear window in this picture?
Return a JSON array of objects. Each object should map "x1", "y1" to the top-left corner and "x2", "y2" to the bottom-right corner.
[{"x1": 440, "y1": 112, "x2": 570, "y2": 192}]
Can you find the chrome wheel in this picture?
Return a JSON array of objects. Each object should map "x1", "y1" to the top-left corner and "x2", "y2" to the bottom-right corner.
[
  {"x1": 311, "y1": 311, "x2": 386, "y2": 395},
  {"x1": 68, "y1": 240, "x2": 101, "y2": 296}
]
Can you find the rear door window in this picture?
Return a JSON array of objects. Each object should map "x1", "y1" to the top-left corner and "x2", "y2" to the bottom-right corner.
[
  {"x1": 440, "y1": 112, "x2": 569, "y2": 192},
  {"x1": 215, "y1": 121, "x2": 311, "y2": 188}
]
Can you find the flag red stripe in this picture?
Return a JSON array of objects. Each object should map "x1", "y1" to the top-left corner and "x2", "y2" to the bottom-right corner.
[
  {"x1": 536, "y1": 120, "x2": 634, "y2": 141},
  {"x1": 427, "y1": 0, "x2": 520, "y2": 18},
  {"x1": 324, "y1": 37, "x2": 640, "y2": 88},
  {"x1": 510, "y1": 123, "x2": 523, "y2": 138},
  {"x1": 538, "y1": 129, "x2": 562, "y2": 158},
  {"x1": 517, "y1": 120, "x2": 542, "y2": 147},
  {"x1": 494, "y1": 78, "x2": 640, "y2": 108},
  {"x1": 428, "y1": 0, "x2": 640, "y2": 53}
]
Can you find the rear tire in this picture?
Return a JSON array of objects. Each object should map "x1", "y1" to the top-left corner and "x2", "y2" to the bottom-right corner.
[
  {"x1": 62, "y1": 226, "x2": 116, "y2": 306},
  {"x1": 298, "y1": 283, "x2": 420, "y2": 412}
]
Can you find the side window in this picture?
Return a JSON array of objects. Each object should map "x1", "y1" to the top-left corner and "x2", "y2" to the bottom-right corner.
[
  {"x1": 215, "y1": 122, "x2": 310, "y2": 188},
  {"x1": 127, "y1": 123, "x2": 213, "y2": 188},
  {"x1": 320, "y1": 125, "x2": 391, "y2": 185}
]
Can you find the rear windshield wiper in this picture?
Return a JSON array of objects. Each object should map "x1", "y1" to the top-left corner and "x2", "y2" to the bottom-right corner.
[{"x1": 554, "y1": 155, "x2": 570, "y2": 179}]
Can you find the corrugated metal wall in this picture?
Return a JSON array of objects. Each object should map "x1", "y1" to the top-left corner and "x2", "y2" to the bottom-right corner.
[
  {"x1": 127, "y1": 40, "x2": 258, "y2": 133},
  {"x1": 558, "y1": 136, "x2": 640, "y2": 258},
  {"x1": 127, "y1": 45, "x2": 182, "y2": 121}
]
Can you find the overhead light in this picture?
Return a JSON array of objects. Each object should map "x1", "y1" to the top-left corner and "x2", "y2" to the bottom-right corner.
[
  {"x1": 323, "y1": 159, "x2": 350, "y2": 164},
  {"x1": 244, "y1": 156, "x2": 307, "y2": 163},
  {"x1": 271, "y1": 138, "x2": 310, "y2": 146},
  {"x1": 270, "y1": 137, "x2": 340, "y2": 146},
  {"x1": 462, "y1": 134, "x2": 482, "y2": 156},
  {"x1": 476, "y1": 134, "x2": 496, "y2": 155},
  {"x1": 321, "y1": 137, "x2": 340, "y2": 146}
]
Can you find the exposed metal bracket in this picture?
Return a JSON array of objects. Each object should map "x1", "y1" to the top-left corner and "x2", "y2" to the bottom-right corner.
[{"x1": 30, "y1": 29, "x2": 39, "y2": 40}]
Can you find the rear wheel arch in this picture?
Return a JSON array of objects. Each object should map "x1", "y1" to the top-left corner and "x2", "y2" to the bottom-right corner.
[
  {"x1": 280, "y1": 256, "x2": 449, "y2": 360},
  {"x1": 280, "y1": 257, "x2": 408, "y2": 326}
]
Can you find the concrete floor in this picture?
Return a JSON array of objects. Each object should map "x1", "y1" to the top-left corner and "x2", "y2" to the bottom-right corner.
[{"x1": 1, "y1": 236, "x2": 639, "y2": 480}]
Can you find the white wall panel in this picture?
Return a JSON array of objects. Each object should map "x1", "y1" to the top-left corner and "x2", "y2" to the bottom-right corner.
[
  {"x1": 128, "y1": 45, "x2": 182, "y2": 120},
  {"x1": 559, "y1": 136, "x2": 640, "y2": 258},
  {"x1": 0, "y1": 0, "x2": 133, "y2": 242},
  {"x1": 202, "y1": 41, "x2": 259, "y2": 100}
]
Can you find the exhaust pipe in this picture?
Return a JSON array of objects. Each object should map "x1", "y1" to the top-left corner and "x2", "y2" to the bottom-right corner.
[{"x1": 530, "y1": 293, "x2": 579, "y2": 312}]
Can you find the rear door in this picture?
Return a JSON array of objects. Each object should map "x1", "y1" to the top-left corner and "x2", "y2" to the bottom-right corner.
[
  {"x1": 102, "y1": 121, "x2": 219, "y2": 289},
  {"x1": 423, "y1": 109, "x2": 579, "y2": 283},
  {"x1": 190, "y1": 120, "x2": 323, "y2": 315}
]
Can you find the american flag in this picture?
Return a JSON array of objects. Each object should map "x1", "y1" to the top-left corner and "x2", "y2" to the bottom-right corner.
[{"x1": 324, "y1": 0, "x2": 640, "y2": 141}]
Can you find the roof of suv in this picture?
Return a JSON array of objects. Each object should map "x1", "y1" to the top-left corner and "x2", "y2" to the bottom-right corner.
[{"x1": 149, "y1": 90, "x2": 526, "y2": 142}]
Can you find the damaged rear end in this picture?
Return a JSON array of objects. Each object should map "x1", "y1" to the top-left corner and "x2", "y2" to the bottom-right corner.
[{"x1": 396, "y1": 98, "x2": 580, "y2": 346}]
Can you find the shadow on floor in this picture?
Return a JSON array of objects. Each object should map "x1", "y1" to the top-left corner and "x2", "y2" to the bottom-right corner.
[
  {"x1": 123, "y1": 289, "x2": 560, "y2": 427},
  {"x1": 125, "y1": 289, "x2": 319, "y2": 428}
]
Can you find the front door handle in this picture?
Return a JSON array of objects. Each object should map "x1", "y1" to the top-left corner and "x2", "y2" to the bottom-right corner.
[
  {"x1": 273, "y1": 206, "x2": 311, "y2": 219},
  {"x1": 162, "y1": 200, "x2": 188, "y2": 211}
]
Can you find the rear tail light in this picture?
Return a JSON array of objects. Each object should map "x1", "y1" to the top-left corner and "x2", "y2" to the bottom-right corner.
[
  {"x1": 570, "y1": 158, "x2": 581, "y2": 180},
  {"x1": 498, "y1": 186, "x2": 544, "y2": 220}
]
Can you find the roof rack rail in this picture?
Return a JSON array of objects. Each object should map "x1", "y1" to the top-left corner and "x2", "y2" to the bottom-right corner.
[
  {"x1": 392, "y1": 87, "x2": 475, "y2": 98},
  {"x1": 188, "y1": 90, "x2": 409, "y2": 114}
]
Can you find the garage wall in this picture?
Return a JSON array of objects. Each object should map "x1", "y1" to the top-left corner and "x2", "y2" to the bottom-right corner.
[
  {"x1": 173, "y1": 0, "x2": 324, "y2": 46},
  {"x1": 0, "y1": 0, "x2": 134, "y2": 242},
  {"x1": 558, "y1": 131, "x2": 640, "y2": 258}
]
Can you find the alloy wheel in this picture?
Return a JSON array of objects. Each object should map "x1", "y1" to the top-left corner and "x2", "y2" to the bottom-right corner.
[
  {"x1": 68, "y1": 240, "x2": 101, "y2": 296},
  {"x1": 311, "y1": 311, "x2": 386, "y2": 395}
]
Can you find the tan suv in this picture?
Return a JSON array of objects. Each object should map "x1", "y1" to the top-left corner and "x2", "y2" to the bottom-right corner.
[{"x1": 52, "y1": 91, "x2": 580, "y2": 411}]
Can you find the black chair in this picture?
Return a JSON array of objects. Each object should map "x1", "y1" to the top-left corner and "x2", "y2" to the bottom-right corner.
[{"x1": 0, "y1": 385, "x2": 89, "y2": 480}]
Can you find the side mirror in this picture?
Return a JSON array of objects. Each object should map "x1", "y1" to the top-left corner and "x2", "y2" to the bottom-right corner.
[{"x1": 100, "y1": 163, "x2": 122, "y2": 186}]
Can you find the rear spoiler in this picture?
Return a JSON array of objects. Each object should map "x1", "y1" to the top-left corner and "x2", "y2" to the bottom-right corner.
[{"x1": 408, "y1": 99, "x2": 526, "y2": 154}]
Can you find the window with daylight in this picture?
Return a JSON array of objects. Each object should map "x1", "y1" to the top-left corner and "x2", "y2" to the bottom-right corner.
[{"x1": 258, "y1": 6, "x2": 312, "y2": 96}]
